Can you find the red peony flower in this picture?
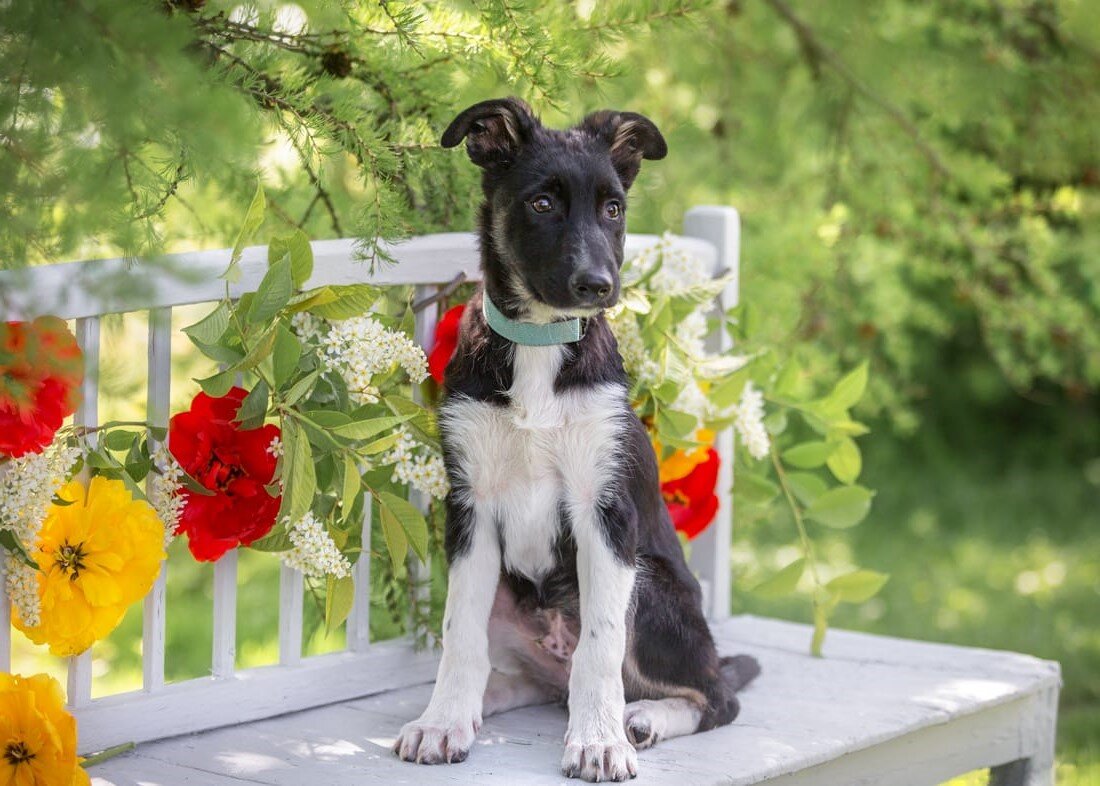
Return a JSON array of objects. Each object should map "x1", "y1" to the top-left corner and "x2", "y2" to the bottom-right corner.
[
  {"x1": 0, "y1": 318, "x2": 83, "y2": 458},
  {"x1": 661, "y1": 447, "x2": 720, "y2": 540},
  {"x1": 428, "y1": 304, "x2": 466, "y2": 383},
  {"x1": 168, "y1": 388, "x2": 281, "y2": 562}
]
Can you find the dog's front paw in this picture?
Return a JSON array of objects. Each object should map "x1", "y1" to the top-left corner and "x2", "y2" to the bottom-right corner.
[
  {"x1": 561, "y1": 735, "x2": 638, "y2": 782},
  {"x1": 393, "y1": 716, "x2": 480, "y2": 765}
]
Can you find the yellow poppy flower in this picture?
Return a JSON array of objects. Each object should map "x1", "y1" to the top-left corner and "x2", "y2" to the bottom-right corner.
[
  {"x1": 655, "y1": 428, "x2": 715, "y2": 484},
  {"x1": 12, "y1": 476, "x2": 166, "y2": 657},
  {"x1": 0, "y1": 672, "x2": 90, "y2": 786}
]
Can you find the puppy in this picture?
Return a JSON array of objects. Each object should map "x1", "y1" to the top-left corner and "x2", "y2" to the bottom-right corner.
[{"x1": 394, "y1": 97, "x2": 759, "y2": 783}]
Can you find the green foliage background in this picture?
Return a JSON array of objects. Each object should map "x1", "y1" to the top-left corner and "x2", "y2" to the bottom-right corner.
[{"x1": 2, "y1": 0, "x2": 1097, "y2": 782}]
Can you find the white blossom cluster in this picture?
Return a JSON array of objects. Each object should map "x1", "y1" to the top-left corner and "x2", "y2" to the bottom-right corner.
[
  {"x1": 148, "y1": 444, "x2": 186, "y2": 546},
  {"x1": 0, "y1": 441, "x2": 81, "y2": 626},
  {"x1": 609, "y1": 310, "x2": 661, "y2": 386},
  {"x1": 289, "y1": 311, "x2": 322, "y2": 341},
  {"x1": 280, "y1": 511, "x2": 351, "y2": 580},
  {"x1": 318, "y1": 316, "x2": 428, "y2": 405},
  {"x1": 673, "y1": 380, "x2": 712, "y2": 423},
  {"x1": 382, "y1": 427, "x2": 449, "y2": 500},
  {"x1": 266, "y1": 435, "x2": 284, "y2": 458},
  {"x1": 626, "y1": 232, "x2": 713, "y2": 295},
  {"x1": 733, "y1": 382, "x2": 770, "y2": 460}
]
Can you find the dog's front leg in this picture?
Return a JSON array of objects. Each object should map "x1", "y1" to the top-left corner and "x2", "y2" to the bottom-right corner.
[
  {"x1": 394, "y1": 503, "x2": 499, "y2": 765},
  {"x1": 562, "y1": 501, "x2": 638, "y2": 782}
]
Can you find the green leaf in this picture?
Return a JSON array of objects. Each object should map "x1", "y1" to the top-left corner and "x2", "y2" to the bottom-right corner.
[
  {"x1": 272, "y1": 323, "x2": 301, "y2": 390},
  {"x1": 782, "y1": 441, "x2": 834, "y2": 469},
  {"x1": 786, "y1": 471, "x2": 827, "y2": 507},
  {"x1": 750, "y1": 558, "x2": 805, "y2": 599},
  {"x1": 341, "y1": 455, "x2": 361, "y2": 516},
  {"x1": 248, "y1": 523, "x2": 292, "y2": 552},
  {"x1": 325, "y1": 574, "x2": 355, "y2": 635},
  {"x1": 360, "y1": 431, "x2": 403, "y2": 455},
  {"x1": 183, "y1": 302, "x2": 231, "y2": 346},
  {"x1": 281, "y1": 420, "x2": 316, "y2": 524},
  {"x1": 196, "y1": 369, "x2": 236, "y2": 398},
  {"x1": 102, "y1": 429, "x2": 140, "y2": 452},
  {"x1": 619, "y1": 288, "x2": 651, "y2": 314},
  {"x1": 823, "y1": 361, "x2": 869, "y2": 413},
  {"x1": 269, "y1": 229, "x2": 314, "y2": 288},
  {"x1": 826, "y1": 570, "x2": 889, "y2": 603},
  {"x1": 0, "y1": 530, "x2": 38, "y2": 569},
  {"x1": 377, "y1": 491, "x2": 429, "y2": 563},
  {"x1": 309, "y1": 284, "x2": 381, "y2": 320},
  {"x1": 378, "y1": 499, "x2": 408, "y2": 574},
  {"x1": 283, "y1": 368, "x2": 320, "y2": 406},
  {"x1": 826, "y1": 437, "x2": 861, "y2": 484},
  {"x1": 234, "y1": 325, "x2": 278, "y2": 372},
  {"x1": 708, "y1": 370, "x2": 749, "y2": 410},
  {"x1": 804, "y1": 485, "x2": 874, "y2": 529},
  {"x1": 286, "y1": 286, "x2": 340, "y2": 314},
  {"x1": 734, "y1": 471, "x2": 779, "y2": 505},
  {"x1": 248, "y1": 253, "x2": 294, "y2": 324},
  {"x1": 224, "y1": 182, "x2": 265, "y2": 282},
  {"x1": 774, "y1": 360, "x2": 805, "y2": 400},
  {"x1": 333, "y1": 414, "x2": 411, "y2": 441},
  {"x1": 234, "y1": 381, "x2": 269, "y2": 429},
  {"x1": 657, "y1": 408, "x2": 698, "y2": 439}
]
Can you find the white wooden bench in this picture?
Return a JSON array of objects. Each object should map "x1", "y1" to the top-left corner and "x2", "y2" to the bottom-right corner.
[{"x1": 0, "y1": 207, "x2": 1060, "y2": 786}]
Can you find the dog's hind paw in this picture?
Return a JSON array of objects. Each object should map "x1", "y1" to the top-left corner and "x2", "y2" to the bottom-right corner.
[
  {"x1": 561, "y1": 738, "x2": 638, "y2": 782},
  {"x1": 393, "y1": 716, "x2": 479, "y2": 765}
]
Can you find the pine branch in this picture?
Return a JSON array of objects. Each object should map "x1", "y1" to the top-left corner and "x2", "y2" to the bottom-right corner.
[{"x1": 763, "y1": 0, "x2": 951, "y2": 179}]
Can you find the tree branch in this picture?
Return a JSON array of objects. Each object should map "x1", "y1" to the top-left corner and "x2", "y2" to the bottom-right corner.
[{"x1": 763, "y1": 0, "x2": 950, "y2": 179}]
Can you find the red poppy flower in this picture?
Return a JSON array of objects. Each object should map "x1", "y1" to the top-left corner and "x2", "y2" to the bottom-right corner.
[
  {"x1": 661, "y1": 447, "x2": 720, "y2": 540},
  {"x1": 0, "y1": 318, "x2": 83, "y2": 458},
  {"x1": 428, "y1": 304, "x2": 466, "y2": 383},
  {"x1": 168, "y1": 388, "x2": 281, "y2": 562}
]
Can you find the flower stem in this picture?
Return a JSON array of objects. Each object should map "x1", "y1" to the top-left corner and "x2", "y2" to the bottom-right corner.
[{"x1": 81, "y1": 741, "x2": 135, "y2": 768}]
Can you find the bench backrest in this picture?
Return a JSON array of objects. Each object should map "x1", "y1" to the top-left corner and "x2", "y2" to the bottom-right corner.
[{"x1": 0, "y1": 205, "x2": 740, "y2": 751}]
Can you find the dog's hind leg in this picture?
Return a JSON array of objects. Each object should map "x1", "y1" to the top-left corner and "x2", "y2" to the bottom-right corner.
[{"x1": 623, "y1": 697, "x2": 703, "y2": 750}]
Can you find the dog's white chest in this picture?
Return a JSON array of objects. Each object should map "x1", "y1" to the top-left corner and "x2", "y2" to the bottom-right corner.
[{"x1": 442, "y1": 345, "x2": 625, "y2": 582}]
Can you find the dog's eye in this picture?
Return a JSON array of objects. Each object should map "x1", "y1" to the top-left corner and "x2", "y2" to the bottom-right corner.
[
  {"x1": 605, "y1": 200, "x2": 622, "y2": 220},
  {"x1": 530, "y1": 196, "x2": 554, "y2": 214}
]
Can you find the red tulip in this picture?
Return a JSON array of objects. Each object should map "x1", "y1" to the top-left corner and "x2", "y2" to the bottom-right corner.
[
  {"x1": 168, "y1": 388, "x2": 281, "y2": 561},
  {"x1": 428, "y1": 304, "x2": 466, "y2": 383},
  {"x1": 0, "y1": 318, "x2": 83, "y2": 458},
  {"x1": 661, "y1": 447, "x2": 720, "y2": 540}
]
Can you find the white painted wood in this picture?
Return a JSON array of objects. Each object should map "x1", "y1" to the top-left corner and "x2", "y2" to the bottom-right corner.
[
  {"x1": 683, "y1": 206, "x2": 741, "y2": 620},
  {"x1": 143, "y1": 307, "x2": 172, "y2": 692},
  {"x1": 0, "y1": 233, "x2": 715, "y2": 321},
  {"x1": 346, "y1": 532, "x2": 371, "y2": 653},
  {"x1": 77, "y1": 636, "x2": 440, "y2": 753},
  {"x1": 407, "y1": 284, "x2": 438, "y2": 640},
  {"x1": 86, "y1": 616, "x2": 1061, "y2": 785},
  {"x1": 278, "y1": 564, "x2": 304, "y2": 666},
  {"x1": 212, "y1": 549, "x2": 238, "y2": 679},
  {"x1": 67, "y1": 316, "x2": 100, "y2": 709}
]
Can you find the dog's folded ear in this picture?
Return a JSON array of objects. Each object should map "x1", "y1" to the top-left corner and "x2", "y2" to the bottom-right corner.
[
  {"x1": 441, "y1": 97, "x2": 539, "y2": 169},
  {"x1": 579, "y1": 110, "x2": 667, "y2": 190}
]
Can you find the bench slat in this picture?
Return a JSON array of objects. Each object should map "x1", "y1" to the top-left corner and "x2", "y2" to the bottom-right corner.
[
  {"x1": 143, "y1": 307, "x2": 172, "y2": 693},
  {"x1": 278, "y1": 564, "x2": 304, "y2": 666},
  {"x1": 211, "y1": 549, "x2": 238, "y2": 679}
]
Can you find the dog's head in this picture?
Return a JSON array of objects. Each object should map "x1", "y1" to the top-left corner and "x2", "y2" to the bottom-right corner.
[{"x1": 442, "y1": 97, "x2": 666, "y2": 321}]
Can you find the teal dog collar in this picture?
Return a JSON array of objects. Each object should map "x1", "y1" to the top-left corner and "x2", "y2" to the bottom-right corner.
[{"x1": 483, "y1": 295, "x2": 585, "y2": 346}]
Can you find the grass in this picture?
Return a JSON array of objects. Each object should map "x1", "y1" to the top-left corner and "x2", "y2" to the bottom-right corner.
[{"x1": 733, "y1": 392, "x2": 1100, "y2": 785}]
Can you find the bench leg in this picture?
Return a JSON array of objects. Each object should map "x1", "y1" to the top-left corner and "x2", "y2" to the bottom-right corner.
[{"x1": 988, "y1": 686, "x2": 1057, "y2": 786}]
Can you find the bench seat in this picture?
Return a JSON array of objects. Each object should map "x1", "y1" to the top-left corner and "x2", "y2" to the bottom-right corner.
[{"x1": 88, "y1": 615, "x2": 1060, "y2": 786}]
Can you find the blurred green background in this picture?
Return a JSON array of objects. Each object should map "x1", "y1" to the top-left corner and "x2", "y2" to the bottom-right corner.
[{"x1": 3, "y1": 1, "x2": 1097, "y2": 783}]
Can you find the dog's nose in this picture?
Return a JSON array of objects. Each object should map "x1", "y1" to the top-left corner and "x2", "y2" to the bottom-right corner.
[{"x1": 570, "y1": 270, "x2": 614, "y2": 304}]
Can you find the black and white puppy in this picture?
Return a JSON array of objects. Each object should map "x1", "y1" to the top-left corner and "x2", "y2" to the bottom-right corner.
[{"x1": 393, "y1": 97, "x2": 759, "y2": 783}]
